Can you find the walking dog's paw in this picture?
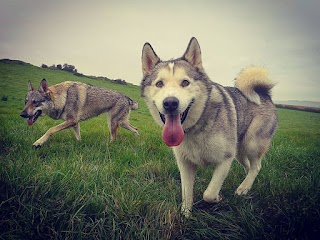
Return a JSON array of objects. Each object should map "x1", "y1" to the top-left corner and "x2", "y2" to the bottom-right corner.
[{"x1": 33, "y1": 141, "x2": 43, "y2": 149}]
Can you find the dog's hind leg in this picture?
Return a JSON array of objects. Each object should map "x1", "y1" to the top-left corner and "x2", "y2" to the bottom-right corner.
[
  {"x1": 236, "y1": 140, "x2": 271, "y2": 195},
  {"x1": 236, "y1": 153, "x2": 264, "y2": 195},
  {"x1": 106, "y1": 114, "x2": 115, "y2": 141},
  {"x1": 73, "y1": 123, "x2": 81, "y2": 140},
  {"x1": 236, "y1": 116, "x2": 275, "y2": 195},
  {"x1": 33, "y1": 120, "x2": 77, "y2": 148},
  {"x1": 110, "y1": 119, "x2": 119, "y2": 142},
  {"x1": 236, "y1": 149, "x2": 250, "y2": 174},
  {"x1": 120, "y1": 121, "x2": 139, "y2": 136}
]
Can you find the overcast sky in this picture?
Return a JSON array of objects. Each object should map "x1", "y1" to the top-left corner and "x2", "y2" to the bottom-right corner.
[{"x1": 1, "y1": 0, "x2": 319, "y2": 101}]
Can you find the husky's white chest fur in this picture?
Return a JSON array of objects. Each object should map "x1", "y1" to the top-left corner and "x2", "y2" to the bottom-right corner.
[{"x1": 174, "y1": 131, "x2": 236, "y2": 166}]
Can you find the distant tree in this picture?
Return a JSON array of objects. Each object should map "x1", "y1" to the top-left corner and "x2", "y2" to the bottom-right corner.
[{"x1": 41, "y1": 64, "x2": 48, "y2": 68}]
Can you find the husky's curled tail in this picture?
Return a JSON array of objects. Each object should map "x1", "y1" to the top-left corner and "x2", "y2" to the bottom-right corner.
[{"x1": 235, "y1": 66, "x2": 275, "y2": 105}]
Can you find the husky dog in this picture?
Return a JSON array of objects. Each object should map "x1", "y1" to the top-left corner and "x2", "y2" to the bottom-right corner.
[
  {"x1": 141, "y1": 37, "x2": 277, "y2": 216},
  {"x1": 20, "y1": 79, "x2": 139, "y2": 147}
]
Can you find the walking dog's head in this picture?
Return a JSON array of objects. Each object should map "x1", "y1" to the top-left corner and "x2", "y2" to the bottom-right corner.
[
  {"x1": 141, "y1": 37, "x2": 211, "y2": 147},
  {"x1": 20, "y1": 79, "x2": 51, "y2": 126}
]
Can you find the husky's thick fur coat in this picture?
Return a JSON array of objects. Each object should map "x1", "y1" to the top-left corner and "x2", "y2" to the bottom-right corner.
[
  {"x1": 141, "y1": 37, "x2": 277, "y2": 216},
  {"x1": 20, "y1": 80, "x2": 139, "y2": 147}
]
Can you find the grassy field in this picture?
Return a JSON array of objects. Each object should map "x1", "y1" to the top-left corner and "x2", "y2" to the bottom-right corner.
[{"x1": 0, "y1": 61, "x2": 319, "y2": 239}]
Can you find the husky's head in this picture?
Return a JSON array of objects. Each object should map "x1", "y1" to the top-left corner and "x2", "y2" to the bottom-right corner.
[
  {"x1": 141, "y1": 37, "x2": 211, "y2": 147},
  {"x1": 20, "y1": 79, "x2": 51, "y2": 125}
]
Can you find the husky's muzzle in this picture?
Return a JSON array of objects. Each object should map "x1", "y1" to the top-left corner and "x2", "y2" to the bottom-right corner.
[
  {"x1": 159, "y1": 97, "x2": 194, "y2": 147},
  {"x1": 159, "y1": 97, "x2": 193, "y2": 124}
]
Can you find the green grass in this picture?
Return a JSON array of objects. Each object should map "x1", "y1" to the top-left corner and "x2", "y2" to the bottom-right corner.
[{"x1": 1, "y1": 61, "x2": 320, "y2": 239}]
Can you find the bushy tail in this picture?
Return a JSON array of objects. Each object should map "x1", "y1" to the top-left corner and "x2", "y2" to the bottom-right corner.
[
  {"x1": 235, "y1": 66, "x2": 275, "y2": 105},
  {"x1": 130, "y1": 101, "x2": 139, "y2": 110},
  {"x1": 126, "y1": 97, "x2": 139, "y2": 110}
]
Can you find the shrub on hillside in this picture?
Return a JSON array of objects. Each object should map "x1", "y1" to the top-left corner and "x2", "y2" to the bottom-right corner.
[
  {"x1": 63, "y1": 64, "x2": 75, "y2": 73},
  {"x1": 114, "y1": 79, "x2": 127, "y2": 85}
]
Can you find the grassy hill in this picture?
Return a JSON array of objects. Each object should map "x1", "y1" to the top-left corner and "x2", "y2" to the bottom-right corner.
[{"x1": 1, "y1": 60, "x2": 320, "y2": 239}]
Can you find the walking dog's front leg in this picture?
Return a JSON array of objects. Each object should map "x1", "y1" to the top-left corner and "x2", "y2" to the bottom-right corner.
[{"x1": 33, "y1": 120, "x2": 77, "y2": 148}]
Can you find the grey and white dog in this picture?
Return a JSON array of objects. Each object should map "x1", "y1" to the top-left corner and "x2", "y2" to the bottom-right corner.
[
  {"x1": 21, "y1": 79, "x2": 139, "y2": 147},
  {"x1": 141, "y1": 37, "x2": 277, "y2": 216}
]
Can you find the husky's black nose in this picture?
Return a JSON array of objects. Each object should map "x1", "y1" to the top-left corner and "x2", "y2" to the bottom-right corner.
[{"x1": 163, "y1": 97, "x2": 179, "y2": 113}]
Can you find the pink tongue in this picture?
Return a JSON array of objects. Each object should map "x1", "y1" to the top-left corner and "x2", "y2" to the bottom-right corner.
[
  {"x1": 162, "y1": 114, "x2": 184, "y2": 147},
  {"x1": 28, "y1": 118, "x2": 33, "y2": 126}
]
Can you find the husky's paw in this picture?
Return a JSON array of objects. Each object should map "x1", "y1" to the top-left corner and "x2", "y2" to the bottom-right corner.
[
  {"x1": 181, "y1": 207, "x2": 192, "y2": 218},
  {"x1": 203, "y1": 191, "x2": 223, "y2": 203},
  {"x1": 235, "y1": 185, "x2": 251, "y2": 195}
]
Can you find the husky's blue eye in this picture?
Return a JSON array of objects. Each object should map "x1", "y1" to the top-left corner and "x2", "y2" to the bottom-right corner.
[
  {"x1": 156, "y1": 80, "x2": 164, "y2": 88},
  {"x1": 181, "y1": 79, "x2": 190, "y2": 87}
]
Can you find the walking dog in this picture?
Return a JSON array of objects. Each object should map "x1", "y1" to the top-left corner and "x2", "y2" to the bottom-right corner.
[{"x1": 21, "y1": 79, "x2": 139, "y2": 147}]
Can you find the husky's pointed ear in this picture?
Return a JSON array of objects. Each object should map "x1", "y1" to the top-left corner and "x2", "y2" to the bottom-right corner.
[
  {"x1": 39, "y1": 78, "x2": 49, "y2": 93},
  {"x1": 142, "y1": 43, "x2": 160, "y2": 76},
  {"x1": 28, "y1": 81, "x2": 34, "y2": 92},
  {"x1": 183, "y1": 37, "x2": 203, "y2": 70}
]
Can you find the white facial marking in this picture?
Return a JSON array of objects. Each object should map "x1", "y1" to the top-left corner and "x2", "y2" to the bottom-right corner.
[{"x1": 168, "y1": 62, "x2": 174, "y2": 76}]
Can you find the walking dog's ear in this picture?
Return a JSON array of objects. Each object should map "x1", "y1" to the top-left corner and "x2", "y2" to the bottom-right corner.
[
  {"x1": 182, "y1": 37, "x2": 203, "y2": 70},
  {"x1": 39, "y1": 79, "x2": 49, "y2": 93},
  {"x1": 28, "y1": 81, "x2": 34, "y2": 92},
  {"x1": 39, "y1": 79, "x2": 52, "y2": 100},
  {"x1": 142, "y1": 42, "x2": 160, "y2": 76}
]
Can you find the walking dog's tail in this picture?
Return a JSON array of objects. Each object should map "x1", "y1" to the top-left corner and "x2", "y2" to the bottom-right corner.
[
  {"x1": 235, "y1": 66, "x2": 276, "y2": 105},
  {"x1": 126, "y1": 97, "x2": 139, "y2": 110}
]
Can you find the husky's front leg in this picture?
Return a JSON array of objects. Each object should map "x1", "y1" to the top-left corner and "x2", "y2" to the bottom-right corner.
[
  {"x1": 203, "y1": 159, "x2": 233, "y2": 203},
  {"x1": 176, "y1": 157, "x2": 197, "y2": 217},
  {"x1": 33, "y1": 120, "x2": 77, "y2": 148}
]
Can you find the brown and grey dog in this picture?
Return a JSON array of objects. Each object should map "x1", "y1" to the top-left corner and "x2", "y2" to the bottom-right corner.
[
  {"x1": 20, "y1": 79, "x2": 139, "y2": 147},
  {"x1": 141, "y1": 37, "x2": 277, "y2": 217}
]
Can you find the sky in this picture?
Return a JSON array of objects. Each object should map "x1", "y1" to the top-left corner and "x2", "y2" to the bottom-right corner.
[{"x1": 0, "y1": 0, "x2": 319, "y2": 101}]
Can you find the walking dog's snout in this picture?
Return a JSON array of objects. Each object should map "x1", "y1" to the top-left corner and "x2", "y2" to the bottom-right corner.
[
  {"x1": 20, "y1": 110, "x2": 28, "y2": 118},
  {"x1": 163, "y1": 97, "x2": 179, "y2": 113}
]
